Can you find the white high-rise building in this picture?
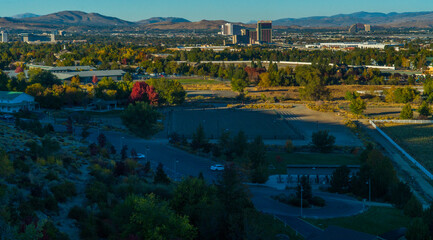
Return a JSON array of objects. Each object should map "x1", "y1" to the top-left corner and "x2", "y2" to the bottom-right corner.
[{"x1": 1, "y1": 31, "x2": 8, "y2": 43}]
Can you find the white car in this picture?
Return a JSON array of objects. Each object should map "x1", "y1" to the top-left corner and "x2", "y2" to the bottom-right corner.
[
  {"x1": 210, "y1": 164, "x2": 224, "y2": 171},
  {"x1": 135, "y1": 153, "x2": 146, "y2": 159}
]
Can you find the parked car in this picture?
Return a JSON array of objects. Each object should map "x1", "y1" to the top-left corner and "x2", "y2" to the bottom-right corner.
[{"x1": 210, "y1": 164, "x2": 224, "y2": 171}]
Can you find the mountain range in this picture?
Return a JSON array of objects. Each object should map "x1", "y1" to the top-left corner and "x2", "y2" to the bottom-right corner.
[
  {"x1": 273, "y1": 11, "x2": 433, "y2": 28},
  {"x1": 1, "y1": 10, "x2": 433, "y2": 30}
]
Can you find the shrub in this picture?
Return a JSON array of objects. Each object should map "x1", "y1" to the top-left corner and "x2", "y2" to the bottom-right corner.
[
  {"x1": 68, "y1": 206, "x2": 88, "y2": 222},
  {"x1": 50, "y1": 182, "x2": 77, "y2": 202},
  {"x1": 284, "y1": 140, "x2": 294, "y2": 153},
  {"x1": 311, "y1": 196, "x2": 326, "y2": 207}
]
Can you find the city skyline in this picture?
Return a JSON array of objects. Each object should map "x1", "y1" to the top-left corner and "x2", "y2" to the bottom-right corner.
[{"x1": 1, "y1": 0, "x2": 433, "y2": 22}]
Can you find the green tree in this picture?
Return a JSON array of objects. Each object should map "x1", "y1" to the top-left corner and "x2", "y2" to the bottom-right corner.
[
  {"x1": 400, "y1": 103, "x2": 414, "y2": 119},
  {"x1": 330, "y1": 165, "x2": 350, "y2": 193},
  {"x1": 418, "y1": 101, "x2": 431, "y2": 118},
  {"x1": 154, "y1": 163, "x2": 170, "y2": 184},
  {"x1": 124, "y1": 72, "x2": 133, "y2": 82},
  {"x1": 114, "y1": 194, "x2": 197, "y2": 240},
  {"x1": 345, "y1": 91, "x2": 366, "y2": 115},
  {"x1": 147, "y1": 78, "x2": 186, "y2": 105},
  {"x1": 248, "y1": 136, "x2": 268, "y2": 183},
  {"x1": 404, "y1": 195, "x2": 423, "y2": 217},
  {"x1": 170, "y1": 177, "x2": 221, "y2": 239},
  {"x1": 28, "y1": 69, "x2": 60, "y2": 87},
  {"x1": 231, "y1": 77, "x2": 249, "y2": 94},
  {"x1": 217, "y1": 164, "x2": 252, "y2": 239},
  {"x1": 191, "y1": 124, "x2": 208, "y2": 150},
  {"x1": 121, "y1": 102, "x2": 161, "y2": 138},
  {"x1": 406, "y1": 218, "x2": 430, "y2": 240},
  {"x1": 232, "y1": 131, "x2": 248, "y2": 157},
  {"x1": 312, "y1": 130, "x2": 335, "y2": 153}
]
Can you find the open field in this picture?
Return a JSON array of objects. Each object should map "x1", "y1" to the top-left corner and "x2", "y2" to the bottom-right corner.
[
  {"x1": 159, "y1": 104, "x2": 362, "y2": 147},
  {"x1": 266, "y1": 152, "x2": 360, "y2": 174},
  {"x1": 176, "y1": 78, "x2": 226, "y2": 85},
  {"x1": 246, "y1": 85, "x2": 389, "y2": 101},
  {"x1": 380, "y1": 123, "x2": 433, "y2": 172},
  {"x1": 305, "y1": 207, "x2": 411, "y2": 236}
]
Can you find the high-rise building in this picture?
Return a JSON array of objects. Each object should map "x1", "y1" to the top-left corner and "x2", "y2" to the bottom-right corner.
[
  {"x1": 1, "y1": 31, "x2": 8, "y2": 43},
  {"x1": 364, "y1": 24, "x2": 371, "y2": 32},
  {"x1": 257, "y1": 21, "x2": 272, "y2": 43},
  {"x1": 221, "y1": 23, "x2": 243, "y2": 36}
]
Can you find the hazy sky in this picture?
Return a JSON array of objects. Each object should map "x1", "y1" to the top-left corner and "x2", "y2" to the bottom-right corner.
[{"x1": 1, "y1": 0, "x2": 433, "y2": 22}]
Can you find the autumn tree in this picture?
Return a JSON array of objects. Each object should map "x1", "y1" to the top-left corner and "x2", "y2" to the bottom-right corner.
[{"x1": 129, "y1": 81, "x2": 159, "y2": 105}]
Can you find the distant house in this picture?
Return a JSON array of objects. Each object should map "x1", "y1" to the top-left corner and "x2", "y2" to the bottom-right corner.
[{"x1": 0, "y1": 91, "x2": 36, "y2": 113}]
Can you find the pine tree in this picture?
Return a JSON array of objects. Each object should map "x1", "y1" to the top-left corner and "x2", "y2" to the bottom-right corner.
[{"x1": 154, "y1": 163, "x2": 170, "y2": 184}]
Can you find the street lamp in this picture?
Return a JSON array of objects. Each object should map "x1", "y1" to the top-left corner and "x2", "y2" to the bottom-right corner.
[{"x1": 365, "y1": 177, "x2": 371, "y2": 205}]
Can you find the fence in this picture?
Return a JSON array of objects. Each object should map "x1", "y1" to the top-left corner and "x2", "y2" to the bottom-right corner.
[
  {"x1": 373, "y1": 119, "x2": 433, "y2": 124},
  {"x1": 369, "y1": 120, "x2": 433, "y2": 180}
]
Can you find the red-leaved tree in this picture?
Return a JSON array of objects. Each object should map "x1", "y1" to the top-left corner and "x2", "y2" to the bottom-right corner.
[
  {"x1": 92, "y1": 75, "x2": 98, "y2": 85},
  {"x1": 130, "y1": 81, "x2": 159, "y2": 105}
]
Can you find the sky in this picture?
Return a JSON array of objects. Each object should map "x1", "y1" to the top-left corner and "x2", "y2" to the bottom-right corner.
[{"x1": 1, "y1": 0, "x2": 433, "y2": 22}]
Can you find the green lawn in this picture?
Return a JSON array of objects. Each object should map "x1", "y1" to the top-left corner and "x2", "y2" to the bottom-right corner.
[
  {"x1": 380, "y1": 123, "x2": 433, "y2": 172},
  {"x1": 267, "y1": 152, "x2": 360, "y2": 174},
  {"x1": 305, "y1": 206, "x2": 411, "y2": 236},
  {"x1": 247, "y1": 210, "x2": 302, "y2": 240},
  {"x1": 175, "y1": 78, "x2": 226, "y2": 85}
]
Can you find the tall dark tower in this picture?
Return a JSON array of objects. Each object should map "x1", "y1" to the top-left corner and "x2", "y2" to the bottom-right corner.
[{"x1": 257, "y1": 21, "x2": 272, "y2": 43}]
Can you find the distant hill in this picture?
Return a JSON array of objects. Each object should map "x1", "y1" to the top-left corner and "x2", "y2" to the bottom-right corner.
[
  {"x1": 137, "y1": 17, "x2": 190, "y2": 25},
  {"x1": 274, "y1": 11, "x2": 433, "y2": 28},
  {"x1": 11, "y1": 13, "x2": 40, "y2": 19},
  {"x1": 20, "y1": 11, "x2": 134, "y2": 26}
]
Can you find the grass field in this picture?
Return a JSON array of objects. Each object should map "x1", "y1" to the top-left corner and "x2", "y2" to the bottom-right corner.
[
  {"x1": 266, "y1": 152, "x2": 360, "y2": 174},
  {"x1": 380, "y1": 123, "x2": 433, "y2": 172},
  {"x1": 305, "y1": 207, "x2": 411, "y2": 235}
]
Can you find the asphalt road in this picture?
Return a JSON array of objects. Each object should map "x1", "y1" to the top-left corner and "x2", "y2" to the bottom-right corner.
[{"x1": 47, "y1": 121, "x2": 369, "y2": 238}]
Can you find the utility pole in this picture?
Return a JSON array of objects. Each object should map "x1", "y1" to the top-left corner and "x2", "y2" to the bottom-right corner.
[{"x1": 300, "y1": 184, "x2": 303, "y2": 218}]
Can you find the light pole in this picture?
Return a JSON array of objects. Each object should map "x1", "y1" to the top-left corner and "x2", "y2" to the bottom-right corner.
[
  {"x1": 120, "y1": 137, "x2": 125, "y2": 149},
  {"x1": 300, "y1": 184, "x2": 303, "y2": 218},
  {"x1": 368, "y1": 177, "x2": 371, "y2": 204},
  {"x1": 365, "y1": 177, "x2": 371, "y2": 205}
]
